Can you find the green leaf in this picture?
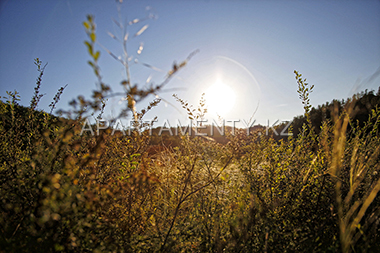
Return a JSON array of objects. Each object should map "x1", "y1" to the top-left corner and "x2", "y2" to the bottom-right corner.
[
  {"x1": 83, "y1": 21, "x2": 90, "y2": 30},
  {"x1": 90, "y1": 32, "x2": 96, "y2": 42},
  {"x1": 94, "y1": 51, "x2": 100, "y2": 61},
  {"x1": 84, "y1": 41, "x2": 91, "y2": 49},
  {"x1": 84, "y1": 41, "x2": 93, "y2": 55},
  {"x1": 87, "y1": 15, "x2": 93, "y2": 23}
]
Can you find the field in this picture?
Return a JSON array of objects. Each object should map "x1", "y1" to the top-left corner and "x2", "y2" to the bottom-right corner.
[{"x1": 1, "y1": 12, "x2": 380, "y2": 253}]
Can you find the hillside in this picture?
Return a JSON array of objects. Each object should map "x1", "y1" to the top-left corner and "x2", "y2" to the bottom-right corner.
[{"x1": 1, "y1": 79, "x2": 380, "y2": 252}]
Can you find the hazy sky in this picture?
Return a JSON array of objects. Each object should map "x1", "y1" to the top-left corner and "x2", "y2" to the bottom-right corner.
[{"x1": 1, "y1": 0, "x2": 379, "y2": 127}]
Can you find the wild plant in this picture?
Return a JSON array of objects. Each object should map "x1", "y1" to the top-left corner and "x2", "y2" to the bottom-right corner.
[{"x1": 330, "y1": 102, "x2": 380, "y2": 252}]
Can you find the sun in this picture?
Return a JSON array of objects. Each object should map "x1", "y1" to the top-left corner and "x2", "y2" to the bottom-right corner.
[{"x1": 204, "y1": 80, "x2": 236, "y2": 117}]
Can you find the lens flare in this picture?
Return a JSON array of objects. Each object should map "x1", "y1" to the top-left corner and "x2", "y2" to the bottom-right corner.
[{"x1": 205, "y1": 80, "x2": 236, "y2": 116}]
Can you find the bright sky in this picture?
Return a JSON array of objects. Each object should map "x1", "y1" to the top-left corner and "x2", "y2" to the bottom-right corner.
[{"x1": 1, "y1": 0, "x2": 379, "y2": 127}]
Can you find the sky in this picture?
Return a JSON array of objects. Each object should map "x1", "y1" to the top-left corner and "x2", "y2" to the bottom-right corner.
[{"x1": 1, "y1": 0, "x2": 380, "y2": 128}]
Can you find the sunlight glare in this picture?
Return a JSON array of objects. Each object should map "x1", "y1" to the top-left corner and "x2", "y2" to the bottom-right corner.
[{"x1": 205, "y1": 80, "x2": 236, "y2": 116}]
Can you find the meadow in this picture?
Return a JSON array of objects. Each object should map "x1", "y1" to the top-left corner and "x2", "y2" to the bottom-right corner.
[{"x1": 1, "y1": 12, "x2": 380, "y2": 253}]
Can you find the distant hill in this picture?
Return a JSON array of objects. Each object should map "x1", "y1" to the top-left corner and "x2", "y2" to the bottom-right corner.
[
  {"x1": 289, "y1": 87, "x2": 380, "y2": 138},
  {"x1": 148, "y1": 87, "x2": 380, "y2": 147},
  {"x1": 2, "y1": 87, "x2": 379, "y2": 149}
]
